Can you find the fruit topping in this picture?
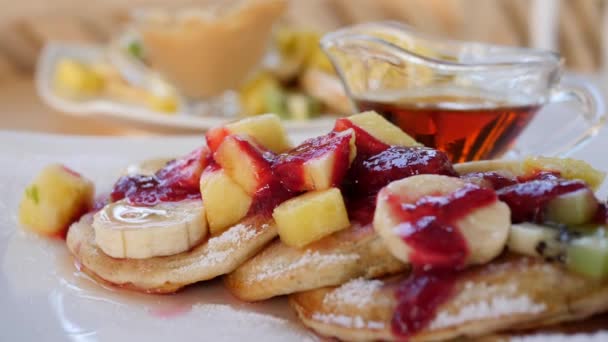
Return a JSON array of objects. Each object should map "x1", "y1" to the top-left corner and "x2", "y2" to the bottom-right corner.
[
  {"x1": 93, "y1": 199, "x2": 207, "y2": 259},
  {"x1": 273, "y1": 129, "x2": 356, "y2": 192},
  {"x1": 544, "y1": 188, "x2": 600, "y2": 225},
  {"x1": 206, "y1": 114, "x2": 292, "y2": 153},
  {"x1": 523, "y1": 157, "x2": 606, "y2": 191},
  {"x1": 507, "y1": 223, "x2": 608, "y2": 280},
  {"x1": 497, "y1": 178, "x2": 589, "y2": 223},
  {"x1": 19, "y1": 164, "x2": 94, "y2": 238},
  {"x1": 273, "y1": 188, "x2": 350, "y2": 248},
  {"x1": 567, "y1": 226, "x2": 608, "y2": 279},
  {"x1": 200, "y1": 166, "x2": 253, "y2": 235},
  {"x1": 375, "y1": 175, "x2": 510, "y2": 269},
  {"x1": 334, "y1": 111, "x2": 419, "y2": 156},
  {"x1": 214, "y1": 135, "x2": 276, "y2": 195},
  {"x1": 111, "y1": 146, "x2": 210, "y2": 206},
  {"x1": 508, "y1": 223, "x2": 566, "y2": 260},
  {"x1": 347, "y1": 146, "x2": 456, "y2": 196},
  {"x1": 455, "y1": 157, "x2": 606, "y2": 191}
]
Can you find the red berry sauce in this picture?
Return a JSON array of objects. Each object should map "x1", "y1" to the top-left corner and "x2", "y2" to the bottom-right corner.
[
  {"x1": 111, "y1": 147, "x2": 210, "y2": 206},
  {"x1": 347, "y1": 146, "x2": 457, "y2": 196},
  {"x1": 392, "y1": 270, "x2": 460, "y2": 338},
  {"x1": 247, "y1": 180, "x2": 294, "y2": 217},
  {"x1": 345, "y1": 195, "x2": 377, "y2": 225},
  {"x1": 386, "y1": 184, "x2": 498, "y2": 339},
  {"x1": 273, "y1": 131, "x2": 353, "y2": 192},
  {"x1": 593, "y1": 203, "x2": 608, "y2": 224}
]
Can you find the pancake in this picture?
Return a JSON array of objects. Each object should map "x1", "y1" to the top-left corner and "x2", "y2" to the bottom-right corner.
[
  {"x1": 67, "y1": 214, "x2": 277, "y2": 293},
  {"x1": 224, "y1": 223, "x2": 407, "y2": 301},
  {"x1": 289, "y1": 255, "x2": 608, "y2": 341}
]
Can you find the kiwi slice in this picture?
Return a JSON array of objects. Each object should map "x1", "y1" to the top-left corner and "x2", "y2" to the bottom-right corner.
[
  {"x1": 544, "y1": 188, "x2": 599, "y2": 225},
  {"x1": 566, "y1": 227, "x2": 608, "y2": 280},
  {"x1": 508, "y1": 223, "x2": 565, "y2": 260}
]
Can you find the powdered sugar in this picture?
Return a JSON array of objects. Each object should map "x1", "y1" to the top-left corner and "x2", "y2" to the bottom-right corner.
[
  {"x1": 511, "y1": 331, "x2": 608, "y2": 342},
  {"x1": 253, "y1": 250, "x2": 360, "y2": 282},
  {"x1": 311, "y1": 313, "x2": 384, "y2": 329},
  {"x1": 430, "y1": 281, "x2": 546, "y2": 329},
  {"x1": 323, "y1": 277, "x2": 384, "y2": 308},
  {"x1": 197, "y1": 223, "x2": 262, "y2": 267}
]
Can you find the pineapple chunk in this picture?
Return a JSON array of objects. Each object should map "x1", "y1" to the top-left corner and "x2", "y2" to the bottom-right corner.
[
  {"x1": 200, "y1": 167, "x2": 253, "y2": 235},
  {"x1": 54, "y1": 59, "x2": 104, "y2": 97},
  {"x1": 273, "y1": 188, "x2": 350, "y2": 248},
  {"x1": 334, "y1": 111, "x2": 419, "y2": 155},
  {"x1": 19, "y1": 164, "x2": 94, "y2": 237},
  {"x1": 523, "y1": 157, "x2": 606, "y2": 191},
  {"x1": 206, "y1": 113, "x2": 292, "y2": 153},
  {"x1": 225, "y1": 114, "x2": 291, "y2": 153}
]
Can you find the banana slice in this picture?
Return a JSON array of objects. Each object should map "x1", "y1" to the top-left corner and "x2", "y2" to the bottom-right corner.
[
  {"x1": 93, "y1": 199, "x2": 207, "y2": 259},
  {"x1": 374, "y1": 175, "x2": 510, "y2": 267}
]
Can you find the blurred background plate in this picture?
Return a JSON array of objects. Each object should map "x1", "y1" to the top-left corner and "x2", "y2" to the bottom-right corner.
[{"x1": 36, "y1": 42, "x2": 337, "y2": 133}]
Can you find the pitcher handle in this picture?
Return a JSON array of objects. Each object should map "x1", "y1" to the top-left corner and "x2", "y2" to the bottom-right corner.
[{"x1": 512, "y1": 77, "x2": 606, "y2": 158}]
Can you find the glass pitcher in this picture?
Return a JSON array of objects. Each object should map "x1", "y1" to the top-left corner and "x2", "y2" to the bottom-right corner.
[{"x1": 321, "y1": 21, "x2": 605, "y2": 162}]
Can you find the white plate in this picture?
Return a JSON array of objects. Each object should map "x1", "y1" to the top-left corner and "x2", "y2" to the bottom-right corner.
[
  {"x1": 36, "y1": 43, "x2": 337, "y2": 133},
  {"x1": 2, "y1": 127, "x2": 608, "y2": 341},
  {"x1": 0, "y1": 131, "x2": 319, "y2": 341}
]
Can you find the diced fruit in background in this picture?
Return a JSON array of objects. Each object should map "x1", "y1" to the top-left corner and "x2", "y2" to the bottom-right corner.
[
  {"x1": 239, "y1": 71, "x2": 283, "y2": 116},
  {"x1": 206, "y1": 114, "x2": 291, "y2": 153},
  {"x1": 273, "y1": 188, "x2": 350, "y2": 248},
  {"x1": 273, "y1": 130, "x2": 356, "y2": 192},
  {"x1": 276, "y1": 28, "x2": 321, "y2": 76},
  {"x1": 19, "y1": 164, "x2": 94, "y2": 238},
  {"x1": 93, "y1": 200, "x2": 206, "y2": 259},
  {"x1": 334, "y1": 111, "x2": 419, "y2": 155},
  {"x1": 264, "y1": 86, "x2": 289, "y2": 118},
  {"x1": 374, "y1": 175, "x2": 510, "y2": 267},
  {"x1": 215, "y1": 135, "x2": 276, "y2": 195},
  {"x1": 300, "y1": 69, "x2": 351, "y2": 115},
  {"x1": 306, "y1": 46, "x2": 334, "y2": 74},
  {"x1": 544, "y1": 188, "x2": 599, "y2": 225},
  {"x1": 127, "y1": 40, "x2": 144, "y2": 60},
  {"x1": 286, "y1": 93, "x2": 322, "y2": 121},
  {"x1": 347, "y1": 146, "x2": 456, "y2": 195},
  {"x1": 523, "y1": 157, "x2": 606, "y2": 191},
  {"x1": 200, "y1": 167, "x2": 253, "y2": 235},
  {"x1": 508, "y1": 223, "x2": 564, "y2": 259},
  {"x1": 54, "y1": 59, "x2": 104, "y2": 97},
  {"x1": 567, "y1": 227, "x2": 608, "y2": 280},
  {"x1": 145, "y1": 93, "x2": 178, "y2": 113}
]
